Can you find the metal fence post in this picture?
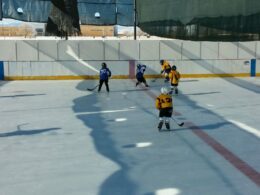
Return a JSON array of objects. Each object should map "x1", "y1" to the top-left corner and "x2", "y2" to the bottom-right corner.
[
  {"x1": 250, "y1": 59, "x2": 256, "y2": 77},
  {"x1": 0, "y1": 61, "x2": 4, "y2": 80}
]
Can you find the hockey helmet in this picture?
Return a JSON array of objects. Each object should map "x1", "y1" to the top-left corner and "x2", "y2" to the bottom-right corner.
[
  {"x1": 161, "y1": 87, "x2": 169, "y2": 94},
  {"x1": 172, "y1": 65, "x2": 176, "y2": 70},
  {"x1": 101, "y1": 62, "x2": 107, "y2": 68},
  {"x1": 160, "y1": 60, "x2": 164, "y2": 64}
]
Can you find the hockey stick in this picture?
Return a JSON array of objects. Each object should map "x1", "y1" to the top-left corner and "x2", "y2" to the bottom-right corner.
[
  {"x1": 171, "y1": 117, "x2": 184, "y2": 127},
  {"x1": 151, "y1": 78, "x2": 158, "y2": 82},
  {"x1": 87, "y1": 84, "x2": 99, "y2": 91},
  {"x1": 152, "y1": 72, "x2": 167, "y2": 82}
]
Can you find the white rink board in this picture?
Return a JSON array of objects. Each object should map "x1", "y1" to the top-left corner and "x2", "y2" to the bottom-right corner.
[
  {"x1": 0, "y1": 39, "x2": 259, "y2": 77},
  {"x1": 0, "y1": 40, "x2": 16, "y2": 61},
  {"x1": 38, "y1": 40, "x2": 58, "y2": 61},
  {"x1": 16, "y1": 40, "x2": 38, "y2": 61}
]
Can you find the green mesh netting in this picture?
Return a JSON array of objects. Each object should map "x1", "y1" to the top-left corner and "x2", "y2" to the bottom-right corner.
[{"x1": 136, "y1": 0, "x2": 260, "y2": 41}]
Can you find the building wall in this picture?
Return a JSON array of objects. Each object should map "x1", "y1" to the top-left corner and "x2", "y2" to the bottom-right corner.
[{"x1": 0, "y1": 39, "x2": 259, "y2": 80}]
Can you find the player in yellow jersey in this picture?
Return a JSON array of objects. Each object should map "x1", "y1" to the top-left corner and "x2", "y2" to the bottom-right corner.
[
  {"x1": 155, "y1": 87, "x2": 173, "y2": 131},
  {"x1": 169, "y1": 65, "x2": 181, "y2": 95},
  {"x1": 160, "y1": 60, "x2": 172, "y2": 82}
]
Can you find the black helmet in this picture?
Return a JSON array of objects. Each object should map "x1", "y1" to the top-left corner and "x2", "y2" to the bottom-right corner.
[
  {"x1": 172, "y1": 65, "x2": 176, "y2": 70},
  {"x1": 102, "y1": 62, "x2": 107, "y2": 68},
  {"x1": 160, "y1": 60, "x2": 164, "y2": 64}
]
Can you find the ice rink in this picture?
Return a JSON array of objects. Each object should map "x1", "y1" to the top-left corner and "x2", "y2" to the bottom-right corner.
[{"x1": 0, "y1": 77, "x2": 259, "y2": 195}]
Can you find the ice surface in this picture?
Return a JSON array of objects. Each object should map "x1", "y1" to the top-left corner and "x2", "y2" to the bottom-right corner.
[{"x1": 0, "y1": 78, "x2": 259, "y2": 195}]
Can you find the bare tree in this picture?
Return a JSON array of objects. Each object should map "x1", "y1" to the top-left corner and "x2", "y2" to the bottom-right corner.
[{"x1": 46, "y1": 0, "x2": 81, "y2": 39}]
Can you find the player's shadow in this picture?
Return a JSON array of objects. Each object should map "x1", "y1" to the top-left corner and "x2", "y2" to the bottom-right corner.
[
  {"x1": 109, "y1": 88, "x2": 149, "y2": 93},
  {"x1": 74, "y1": 91, "x2": 138, "y2": 195},
  {"x1": 171, "y1": 121, "x2": 230, "y2": 132},
  {"x1": 182, "y1": 91, "x2": 220, "y2": 96},
  {"x1": 0, "y1": 93, "x2": 46, "y2": 98},
  {"x1": 0, "y1": 127, "x2": 60, "y2": 137},
  {"x1": 180, "y1": 79, "x2": 199, "y2": 82},
  {"x1": 0, "y1": 81, "x2": 8, "y2": 87}
]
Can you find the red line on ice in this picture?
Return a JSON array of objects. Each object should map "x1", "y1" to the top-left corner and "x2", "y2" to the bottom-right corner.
[{"x1": 144, "y1": 86, "x2": 260, "y2": 186}]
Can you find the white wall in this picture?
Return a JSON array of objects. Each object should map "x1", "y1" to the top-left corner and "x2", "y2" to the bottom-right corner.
[{"x1": 1, "y1": 39, "x2": 259, "y2": 78}]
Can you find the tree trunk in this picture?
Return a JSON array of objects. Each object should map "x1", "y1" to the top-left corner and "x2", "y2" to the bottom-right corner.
[{"x1": 46, "y1": 0, "x2": 81, "y2": 39}]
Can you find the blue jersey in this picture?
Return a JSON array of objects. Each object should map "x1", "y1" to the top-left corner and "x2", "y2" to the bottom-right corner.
[
  {"x1": 136, "y1": 64, "x2": 146, "y2": 79},
  {"x1": 100, "y1": 68, "x2": 111, "y2": 80}
]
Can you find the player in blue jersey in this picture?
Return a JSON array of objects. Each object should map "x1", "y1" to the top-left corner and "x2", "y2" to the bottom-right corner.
[
  {"x1": 98, "y1": 62, "x2": 112, "y2": 92},
  {"x1": 135, "y1": 64, "x2": 149, "y2": 87}
]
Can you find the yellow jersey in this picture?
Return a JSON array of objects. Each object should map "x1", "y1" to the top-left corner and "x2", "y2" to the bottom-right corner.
[
  {"x1": 169, "y1": 70, "x2": 181, "y2": 85},
  {"x1": 161, "y1": 61, "x2": 171, "y2": 72},
  {"x1": 155, "y1": 94, "x2": 173, "y2": 109}
]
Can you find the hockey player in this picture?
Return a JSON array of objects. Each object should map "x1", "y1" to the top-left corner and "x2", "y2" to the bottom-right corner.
[
  {"x1": 160, "y1": 60, "x2": 171, "y2": 82},
  {"x1": 98, "y1": 62, "x2": 112, "y2": 92},
  {"x1": 169, "y1": 65, "x2": 181, "y2": 95},
  {"x1": 155, "y1": 87, "x2": 173, "y2": 131},
  {"x1": 136, "y1": 64, "x2": 149, "y2": 87}
]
